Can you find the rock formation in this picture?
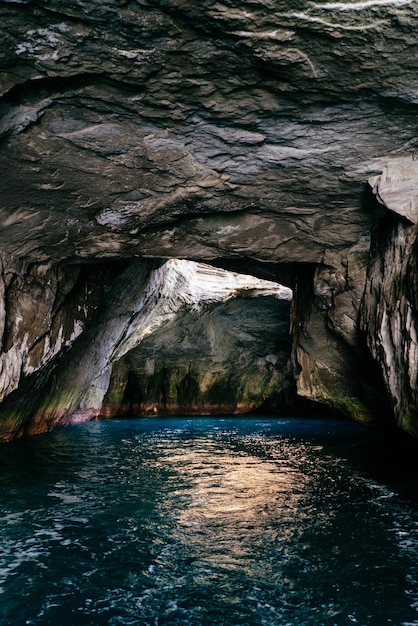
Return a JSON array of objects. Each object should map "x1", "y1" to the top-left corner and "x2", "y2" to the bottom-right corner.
[
  {"x1": 362, "y1": 159, "x2": 418, "y2": 436},
  {"x1": 102, "y1": 261, "x2": 293, "y2": 418},
  {"x1": 0, "y1": 258, "x2": 294, "y2": 440},
  {"x1": 0, "y1": 0, "x2": 417, "y2": 439}
]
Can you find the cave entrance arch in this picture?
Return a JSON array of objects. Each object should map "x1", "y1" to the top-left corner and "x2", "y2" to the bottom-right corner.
[{"x1": 102, "y1": 258, "x2": 295, "y2": 418}]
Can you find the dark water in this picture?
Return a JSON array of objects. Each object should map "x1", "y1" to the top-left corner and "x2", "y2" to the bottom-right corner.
[{"x1": 1, "y1": 417, "x2": 418, "y2": 626}]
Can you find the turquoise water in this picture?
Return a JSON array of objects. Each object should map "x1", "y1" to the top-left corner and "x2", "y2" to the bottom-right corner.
[{"x1": 1, "y1": 417, "x2": 418, "y2": 625}]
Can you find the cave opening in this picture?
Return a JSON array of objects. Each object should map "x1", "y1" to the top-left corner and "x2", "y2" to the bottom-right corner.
[
  {"x1": 0, "y1": 254, "x2": 349, "y2": 443},
  {"x1": 102, "y1": 257, "x2": 298, "y2": 419}
]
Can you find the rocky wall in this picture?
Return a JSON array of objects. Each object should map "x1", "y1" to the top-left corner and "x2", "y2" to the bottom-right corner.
[
  {"x1": 1, "y1": 1, "x2": 418, "y2": 438},
  {"x1": 102, "y1": 293, "x2": 292, "y2": 417},
  {"x1": 0, "y1": 258, "x2": 293, "y2": 441},
  {"x1": 363, "y1": 220, "x2": 418, "y2": 437},
  {"x1": 291, "y1": 238, "x2": 393, "y2": 428},
  {"x1": 0, "y1": 255, "x2": 125, "y2": 402}
]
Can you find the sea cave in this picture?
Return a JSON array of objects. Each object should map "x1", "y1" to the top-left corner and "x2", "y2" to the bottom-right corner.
[{"x1": 1, "y1": 1, "x2": 418, "y2": 624}]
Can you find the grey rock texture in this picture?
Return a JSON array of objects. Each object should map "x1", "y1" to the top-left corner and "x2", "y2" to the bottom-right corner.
[
  {"x1": 291, "y1": 235, "x2": 391, "y2": 427},
  {"x1": 0, "y1": 0, "x2": 417, "y2": 437},
  {"x1": 0, "y1": 259, "x2": 292, "y2": 440},
  {"x1": 1, "y1": 0, "x2": 417, "y2": 264},
  {"x1": 370, "y1": 157, "x2": 418, "y2": 225},
  {"x1": 103, "y1": 279, "x2": 292, "y2": 417},
  {"x1": 361, "y1": 214, "x2": 418, "y2": 437},
  {"x1": 0, "y1": 255, "x2": 122, "y2": 400}
]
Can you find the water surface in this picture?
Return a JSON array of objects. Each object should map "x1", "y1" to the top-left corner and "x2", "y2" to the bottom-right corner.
[{"x1": 1, "y1": 416, "x2": 418, "y2": 625}]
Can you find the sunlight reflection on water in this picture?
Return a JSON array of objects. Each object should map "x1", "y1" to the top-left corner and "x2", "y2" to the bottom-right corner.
[{"x1": 0, "y1": 417, "x2": 418, "y2": 625}]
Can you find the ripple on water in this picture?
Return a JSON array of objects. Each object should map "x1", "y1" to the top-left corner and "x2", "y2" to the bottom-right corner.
[{"x1": 0, "y1": 417, "x2": 418, "y2": 625}]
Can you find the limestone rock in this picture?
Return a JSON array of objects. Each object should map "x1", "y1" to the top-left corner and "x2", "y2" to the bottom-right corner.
[
  {"x1": 0, "y1": 255, "x2": 123, "y2": 403},
  {"x1": 103, "y1": 292, "x2": 292, "y2": 417},
  {"x1": 290, "y1": 233, "x2": 392, "y2": 427}
]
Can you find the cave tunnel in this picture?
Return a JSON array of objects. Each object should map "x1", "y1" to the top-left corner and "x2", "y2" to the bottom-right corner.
[
  {"x1": 3, "y1": 1, "x2": 418, "y2": 622},
  {"x1": 0, "y1": 0, "x2": 417, "y2": 449},
  {"x1": 104, "y1": 257, "x2": 297, "y2": 420},
  {"x1": 0, "y1": 243, "x2": 397, "y2": 444}
]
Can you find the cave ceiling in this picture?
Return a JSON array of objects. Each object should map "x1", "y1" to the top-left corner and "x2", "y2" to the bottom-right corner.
[{"x1": 1, "y1": 0, "x2": 417, "y2": 267}]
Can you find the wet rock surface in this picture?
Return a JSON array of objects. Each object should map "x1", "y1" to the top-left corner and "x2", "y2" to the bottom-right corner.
[
  {"x1": 2, "y1": 0, "x2": 418, "y2": 264},
  {"x1": 361, "y1": 212, "x2": 418, "y2": 437},
  {"x1": 104, "y1": 292, "x2": 292, "y2": 418},
  {"x1": 0, "y1": 0, "x2": 418, "y2": 438},
  {"x1": 0, "y1": 260, "x2": 293, "y2": 440}
]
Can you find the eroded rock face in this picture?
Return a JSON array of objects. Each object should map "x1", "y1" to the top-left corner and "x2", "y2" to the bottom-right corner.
[
  {"x1": 0, "y1": 259, "x2": 293, "y2": 440},
  {"x1": 361, "y1": 216, "x2": 418, "y2": 436},
  {"x1": 0, "y1": 0, "x2": 418, "y2": 438},
  {"x1": 2, "y1": 0, "x2": 418, "y2": 265},
  {"x1": 103, "y1": 290, "x2": 292, "y2": 417},
  {"x1": 0, "y1": 255, "x2": 125, "y2": 403},
  {"x1": 291, "y1": 231, "x2": 394, "y2": 426},
  {"x1": 369, "y1": 157, "x2": 418, "y2": 225}
]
